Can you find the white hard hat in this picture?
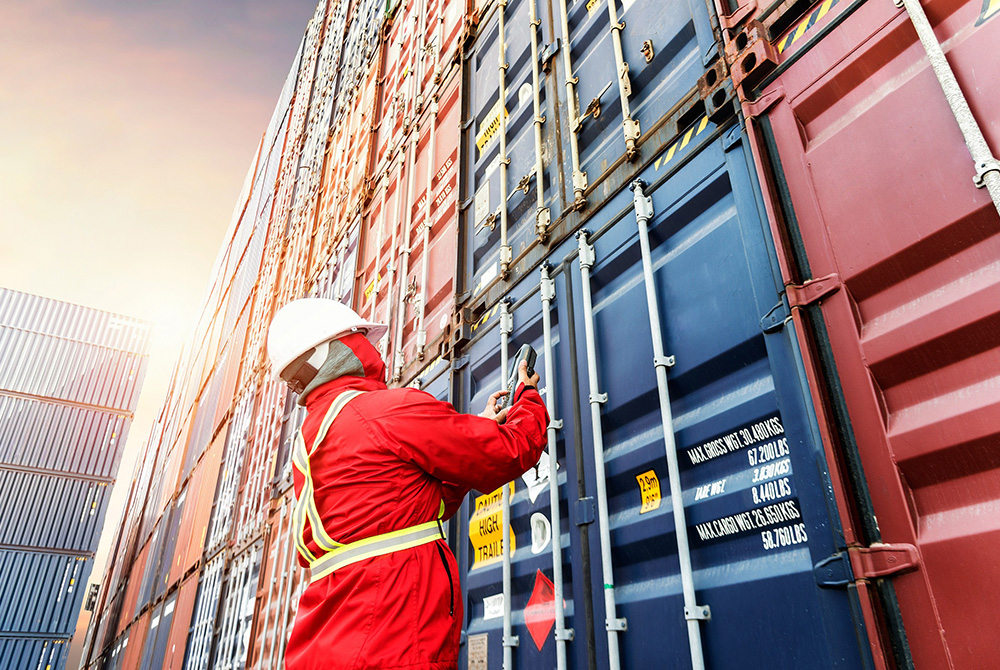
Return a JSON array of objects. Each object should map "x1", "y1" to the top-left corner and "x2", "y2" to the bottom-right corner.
[{"x1": 267, "y1": 299, "x2": 387, "y2": 389}]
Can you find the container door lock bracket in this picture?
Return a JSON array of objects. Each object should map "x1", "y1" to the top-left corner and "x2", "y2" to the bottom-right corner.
[
  {"x1": 815, "y1": 544, "x2": 920, "y2": 588},
  {"x1": 761, "y1": 273, "x2": 842, "y2": 332},
  {"x1": 684, "y1": 605, "x2": 711, "y2": 621}
]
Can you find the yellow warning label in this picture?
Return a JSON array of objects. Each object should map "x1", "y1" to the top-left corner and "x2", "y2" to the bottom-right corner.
[
  {"x1": 586, "y1": 0, "x2": 603, "y2": 16},
  {"x1": 978, "y1": 0, "x2": 999, "y2": 24},
  {"x1": 476, "y1": 100, "x2": 509, "y2": 156},
  {"x1": 469, "y1": 483, "x2": 516, "y2": 568},
  {"x1": 636, "y1": 470, "x2": 661, "y2": 514},
  {"x1": 364, "y1": 272, "x2": 382, "y2": 301}
]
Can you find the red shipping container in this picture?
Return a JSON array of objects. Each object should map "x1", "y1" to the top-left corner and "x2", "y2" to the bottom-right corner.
[
  {"x1": 119, "y1": 610, "x2": 150, "y2": 670},
  {"x1": 314, "y1": 52, "x2": 382, "y2": 275},
  {"x1": 741, "y1": 0, "x2": 1000, "y2": 666},
  {"x1": 374, "y1": 0, "x2": 465, "y2": 179},
  {"x1": 117, "y1": 539, "x2": 150, "y2": 636},
  {"x1": 161, "y1": 574, "x2": 199, "y2": 670},
  {"x1": 356, "y1": 69, "x2": 461, "y2": 384},
  {"x1": 168, "y1": 430, "x2": 226, "y2": 585}
]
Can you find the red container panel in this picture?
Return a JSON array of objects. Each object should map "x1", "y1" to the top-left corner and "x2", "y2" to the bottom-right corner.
[
  {"x1": 315, "y1": 53, "x2": 381, "y2": 272},
  {"x1": 120, "y1": 610, "x2": 150, "y2": 670},
  {"x1": 118, "y1": 541, "x2": 149, "y2": 636},
  {"x1": 373, "y1": 0, "x2": 463, "y2": 179},
  {"x1": 161, "y1": 574, "x2": 198, "y2": 670},
  {"x1": 747, "y1": 0, "x2": 1000, "y2": 666}
]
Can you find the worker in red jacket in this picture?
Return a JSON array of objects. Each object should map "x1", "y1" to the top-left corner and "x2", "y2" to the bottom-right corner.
[{"x1": 267, "y1": 298, "x2": 548, "y2": 670}]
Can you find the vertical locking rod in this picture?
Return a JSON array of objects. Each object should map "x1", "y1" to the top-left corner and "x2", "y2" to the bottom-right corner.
[
  {"x1": 417, "y1": 95, "x2": 440, "y2": 360},
  {"x1": 540, "y1": 264, "x2": 571, "y2": 670},
  {"x1": 895, "y1": 0, "x2": 1000, "y2": 215},
  {"x1": 528, "y1": 0, "x2": 551, "y2": 240},
  {"x1": 557, "y1": 0, "x2": 588, "y2": 207},
  {"x1": 499, "y1": 299, "x2": 519, "y2": 669},
  {"x1": 576, "y1": 231, "x2": 624, "y2": 670},
  {"x1": 631, "y1": 179, "x2": 707, "y2": 670},
  {"x1": 498, "y1": 0, "x2": 513, "y2": 278},
  {"x1": 605, "y1": 0, "x2": 640, "y2": 159}
]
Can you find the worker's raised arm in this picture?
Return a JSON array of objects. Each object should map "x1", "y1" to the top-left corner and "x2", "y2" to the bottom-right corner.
[{"x1": 369, "y1": 368, "x2": 548, "y2": 503}]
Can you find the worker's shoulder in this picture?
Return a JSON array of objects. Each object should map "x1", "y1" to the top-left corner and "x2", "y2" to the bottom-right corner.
[{"x1": 351, "y1": 386, "x2": 444, "y2": 414}]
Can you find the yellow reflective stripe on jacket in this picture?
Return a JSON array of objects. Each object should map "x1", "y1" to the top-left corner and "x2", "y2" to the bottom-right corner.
[
  {"x1": 292, "y1": 390, "x2": 364, "y2": 562},
  {"x1": 292, "y1": 432, "x2": 318, "y2": 562},
  {"x1": 308, "y1": 520, "x2": 445, "y2": 583}
]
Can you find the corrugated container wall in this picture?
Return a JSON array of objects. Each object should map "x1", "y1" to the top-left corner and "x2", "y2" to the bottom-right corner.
[
  {"x1": 83, "y1": 0, "x2": 1000, "y2": 667},
  {"x1": 0, "y1": 288, "x2": 149, "y2": 670},
  {"x1": 725, "y1": 0, "x2": 1000, "y2": 664}
]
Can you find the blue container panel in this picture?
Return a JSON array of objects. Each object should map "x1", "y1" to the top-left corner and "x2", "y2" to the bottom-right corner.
[
  {"x1": 453, "y1": 278, "x2": 585, "y2": 670},
  {"x1": 137, "y1": 602, "x2": 164, "y2": 670},
  {"x1": 567, "y1": 0, "x2": 717, "y2": 184},
  {"x1": 140, "y1": 591, "x2": 178, "y2": 670},
  {"x1": 183, "y1": 555, "x2": 226, "y2": 670},
  {"x1": 461, "y1": 0, "x2": 565, "y2": 298},
  {"x1": 0, "y1": 550, "x2": 92, "y2": 635},
  {"x1": 0, "y1": 469, "x2": 112, "y2": 553},
  {"x1": 154, "y1": 496, "x2": 184, "y2": 599},
  {"x1": 454, "y1": 115, "x2": 874, "y2": 668},
  {"x1": 563, "y1": 120, "x2": 871, "y2": 669},
  {"x1": 0, "y1": 637, "x2": 69, "y2": 670}
]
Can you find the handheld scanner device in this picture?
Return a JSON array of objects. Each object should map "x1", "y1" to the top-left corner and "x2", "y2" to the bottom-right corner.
[{"x1": 498, "y1": 344, "x2": 537, "y2": 410}]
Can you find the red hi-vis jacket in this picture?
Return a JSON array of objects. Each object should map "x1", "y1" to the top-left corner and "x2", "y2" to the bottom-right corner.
[{"x1": 284, "y1": 334, "x2": 548, "y2": 670}]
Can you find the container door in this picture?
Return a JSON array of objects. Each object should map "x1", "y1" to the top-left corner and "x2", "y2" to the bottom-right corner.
[
  {"x1": 453, "y1": 270, "x2": 588, "y2": 670},
  {"x1": 745, "y1": 0, "x2": 1000, "y2": 665},
  {"x1": 564, "y1": 116, "x2": 875, "y2": 668}
]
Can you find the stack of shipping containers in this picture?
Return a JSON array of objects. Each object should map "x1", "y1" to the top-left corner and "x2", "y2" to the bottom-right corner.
[
  {"x1": 84, "y1": 0, "x2": 1000, "y2": 666},
  {"x1": 0, "y1": 289, "x2": 150, "y2": 670}
]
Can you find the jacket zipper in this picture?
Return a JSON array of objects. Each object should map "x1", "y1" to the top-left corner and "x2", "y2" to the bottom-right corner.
[{"x1": 434, "y1": 541, "x2": 455, "y2": 617}]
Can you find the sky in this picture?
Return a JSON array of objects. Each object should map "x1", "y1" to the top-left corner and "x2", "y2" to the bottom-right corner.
[{"x1": 0, "y1": 0, "x2": 318, "y2": 665}]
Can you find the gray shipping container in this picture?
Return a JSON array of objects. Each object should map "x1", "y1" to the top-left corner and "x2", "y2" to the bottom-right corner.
[
  {"x1": 0, "y1": 394, "x2": 128, "y2": 478},
  {"x1": 0, "y1": 469, "x2": 111, "y2": 553},
  {"x1": 0, "y1": 326, "x2": 148, "y2": 414},
  {"x1": 0, "y1": 288, "x2": 151, "y2": 355}
]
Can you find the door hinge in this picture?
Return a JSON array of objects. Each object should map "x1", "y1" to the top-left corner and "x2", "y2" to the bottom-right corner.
[
  {"x1": 744, "y1": 87, "x2": 785, "y2": 118},
  {"x1": 815, "y1": 544, "x2": 920, "y2": 588},
  {"x1": 761, "y1": 273, "x2": 842, "y2": 333},
  {"x1": 786, "y1": 273, "x2": 841, "y2": 308}
]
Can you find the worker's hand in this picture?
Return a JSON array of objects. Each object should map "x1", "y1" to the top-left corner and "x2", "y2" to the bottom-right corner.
[
  {"x1": 479, "y1": 390, "x2": 510, "y2": 424},
  {"x1": 518, "y1": 360, "x2": 540, "y2": 389}
]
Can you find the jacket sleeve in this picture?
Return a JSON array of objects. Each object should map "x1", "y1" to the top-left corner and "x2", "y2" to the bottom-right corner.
[{"x1": 371, "y1": 385, "x2": 549, "y2": 509}]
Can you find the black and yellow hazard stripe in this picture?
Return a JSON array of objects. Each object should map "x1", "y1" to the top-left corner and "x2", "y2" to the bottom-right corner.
[
  {"x1": 654, "y1": 116, "x2": 711, "y2": 172},
  {"x1": 776, "y1": 0, "x2": 842, "y2": 53}
]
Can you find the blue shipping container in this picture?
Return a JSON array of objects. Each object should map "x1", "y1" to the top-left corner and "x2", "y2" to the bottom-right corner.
[
  {"x1": 453, "y1": 114, "x2": 875, "y2": 669},
  {"x1": 0, "y1": 549, "x2": 92, "y2": 636}
]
